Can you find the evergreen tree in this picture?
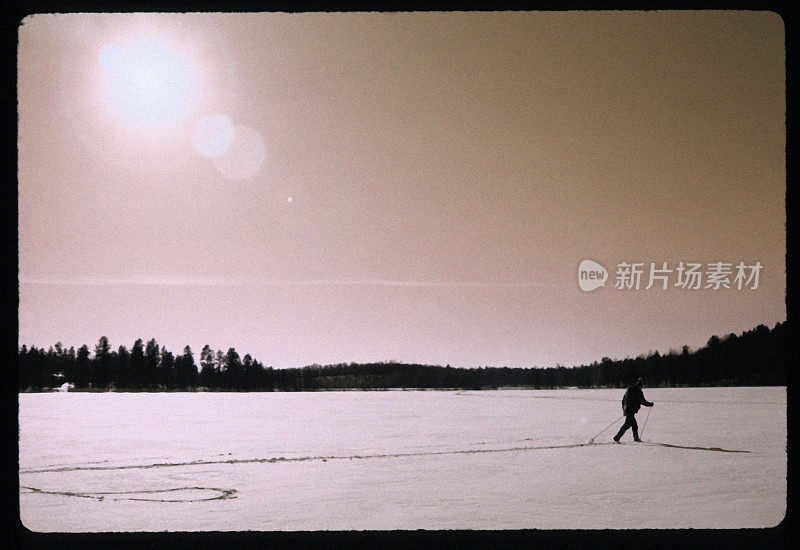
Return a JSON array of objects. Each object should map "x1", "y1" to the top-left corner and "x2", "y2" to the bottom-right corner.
[
  {"x1": 63, "y1": 346, "x2": 76, "y2": 385},
  {"x1": 116, "y1": 345, "x2": 130, "y2": 389},
  {"x1": 215, "y1": 350, "x2": 226, "y2": 386},
  {"x1": 199, "y1": 345, "x2": 216, "y2": 388},
  {"x1": 144, "y1": 339, "x2": 160, "y2": 389},
  {"x1": 130, "y1": 339, "x2": 145, "y2": 389},
  {"x1": 93, "y1": 336, "x2": 112, "y2": 389},
  {"x1": 158, "y1": 348, "x2": 175, "y2": 389},
  {"x1": 223, "y1": 348, "x2": 241, "y2": 390},
  {"x1": 175, "y1": 345, "x2": 198, "y2": 389},
  {"x1": 75, "y1": 345, "x2": 91, "y2": 388}
]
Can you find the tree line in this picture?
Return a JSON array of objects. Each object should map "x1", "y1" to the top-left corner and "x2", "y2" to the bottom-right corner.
[{"x1": 18, "y1": 321, "x2": 787, "y2": 392}]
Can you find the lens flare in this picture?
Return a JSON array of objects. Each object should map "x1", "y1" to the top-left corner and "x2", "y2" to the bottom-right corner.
[
  {"x1": 211, "y1": 125, "x2": 267, "y2": 180},
  {"x1": 192, "y1": 113, "x2": 235, "y2": 157}
]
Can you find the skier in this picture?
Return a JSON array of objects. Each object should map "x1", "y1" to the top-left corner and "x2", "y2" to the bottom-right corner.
[{"x1": 613, "y1": 377, "x2": 653, "y2": 443}]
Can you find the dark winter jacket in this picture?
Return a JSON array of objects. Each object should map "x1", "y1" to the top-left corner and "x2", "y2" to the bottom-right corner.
[{"x1": 621, "y1": 386, "x2": 653, "y2": 416}]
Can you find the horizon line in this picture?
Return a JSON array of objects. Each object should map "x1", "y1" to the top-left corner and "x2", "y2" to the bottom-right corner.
[{"x1": 18, "y1": 275, "x2": 568, "y2": 290}]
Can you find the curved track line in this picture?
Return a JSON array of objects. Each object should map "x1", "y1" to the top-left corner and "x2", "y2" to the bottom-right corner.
[
  {"x1": 20, "y1": 440, "x2": 750, "y2": 475},
  {"x1": 20, "y1": 485, "x2": 237, "y2": 502}
]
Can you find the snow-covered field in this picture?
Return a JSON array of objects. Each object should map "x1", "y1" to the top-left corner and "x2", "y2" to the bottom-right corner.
[{"x1": 19, "y1": 387, "x2": 786, "y2": 531}]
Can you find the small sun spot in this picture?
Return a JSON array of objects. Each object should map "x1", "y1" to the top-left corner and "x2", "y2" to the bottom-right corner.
[{"x1": 287, "y1": 196, "x2": 293, "y2": 203}]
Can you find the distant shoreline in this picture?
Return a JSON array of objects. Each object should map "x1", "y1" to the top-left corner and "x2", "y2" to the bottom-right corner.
[
  {"x1": 19, "y1": 322, "x2": 788, "y2": 392},
  {"x1": 19, "y1": 382, "x2": 786, "y2": 394}
]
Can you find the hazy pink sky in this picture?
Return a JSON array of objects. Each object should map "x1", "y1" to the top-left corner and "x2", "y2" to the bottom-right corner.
[{"x1": 18, "y1": 12, "x2": 785, "y2": 368}]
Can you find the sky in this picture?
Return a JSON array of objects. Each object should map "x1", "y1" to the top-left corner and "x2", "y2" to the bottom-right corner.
[{"x1": 17, "y1": 11, "x2": 785, "y2": 369}]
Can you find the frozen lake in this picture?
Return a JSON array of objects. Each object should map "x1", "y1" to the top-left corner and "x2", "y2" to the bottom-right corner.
[{"x1": 19, "y1": 387, "x2": 786, "y2": 531}]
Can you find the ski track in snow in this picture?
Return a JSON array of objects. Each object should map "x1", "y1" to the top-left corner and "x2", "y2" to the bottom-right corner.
[
  {"x1": 20, "y1": 440, "x2": 750, "y2": 476},
  {"x1": 20, "y1": 485, "x2": 237, "y2": 502},
  {"x1": 453, "y1": 391, "x2": 784, "y2": 406}
]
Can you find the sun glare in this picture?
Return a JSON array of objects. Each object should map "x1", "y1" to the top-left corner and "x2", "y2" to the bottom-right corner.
[{"x1": 99, "y1": 36, "x2": 195, "y2": 128}]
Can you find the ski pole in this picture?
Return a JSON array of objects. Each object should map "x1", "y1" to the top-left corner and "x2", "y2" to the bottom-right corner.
[
  {"x1": 639, "y1": 406, "x2": 652, "y2": 439},
  {"x1": 588, "y1": 414, "x2": 624, "y2": 444}
]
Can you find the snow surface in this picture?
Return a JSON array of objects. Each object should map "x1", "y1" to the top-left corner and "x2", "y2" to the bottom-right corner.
[{"x1": 18, "y1": 387, "x2": 786, "y2": 531}]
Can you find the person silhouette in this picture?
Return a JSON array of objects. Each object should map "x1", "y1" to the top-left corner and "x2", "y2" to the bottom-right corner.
[{"x1": 613, "y1": 377, "x2": 653, "y2": 443}]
